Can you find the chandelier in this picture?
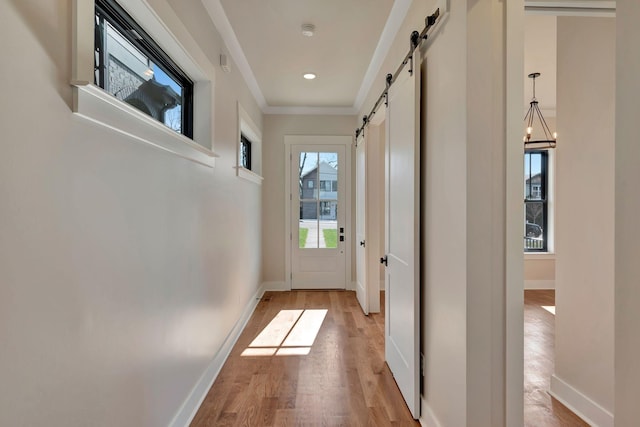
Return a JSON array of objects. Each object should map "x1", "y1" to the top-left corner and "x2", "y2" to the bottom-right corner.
[{"x1": 524, "y1": 72, "x2": 557, "y2": 148}]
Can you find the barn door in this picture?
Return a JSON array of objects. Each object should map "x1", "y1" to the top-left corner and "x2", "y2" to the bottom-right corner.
[{"x1": 383, "y1": 49, "x2": 421, "y2": 418}]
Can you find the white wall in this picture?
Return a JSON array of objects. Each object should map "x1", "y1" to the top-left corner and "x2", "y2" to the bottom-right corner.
[
  {"x1": 261, "y1": 115, "x2": 356, "y2": 286},
  {"x1": 0, "y1": 0, "x2": 263, "y2": 425},
  {"x1": 615, "y1": 1, "x2": 640, "y2": 425},
  {"x1": 524, "y1": 256, "x2": 555, "y2": 288},
  {"x1": 524, "y1": 14, "x2": 557, "y2": 114},
  {"x1": 421, "y1": 1, "x2": 469, "y2": 424},
  {"x1": 466, "y1": 1, "x2": 512, "y2": 425},
  {"x1": 554, "y1": 16, "x2": 615, "y2": 424}
]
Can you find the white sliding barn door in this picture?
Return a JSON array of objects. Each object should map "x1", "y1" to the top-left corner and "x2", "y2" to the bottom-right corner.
[
  {"x1": 355, "y1": 133, "x2": 368, "y2": 314},
  {"x1": 384, "y1": 50, "x2": 421, "y2": 418}
]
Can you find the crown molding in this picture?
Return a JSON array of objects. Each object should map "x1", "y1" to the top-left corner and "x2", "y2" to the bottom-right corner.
[
  {"x1": 525, "y1": 0, "x2": 615, "y2": 17},
  {"x1": 200, "y1": 0, "x2": 267, "y2": 109},
  {"x1": 353, "y1": 0, "x2": 413, "y2": 113},
  {"x1": 263, "y1": 105, "x2": 357, "y2": 116}
]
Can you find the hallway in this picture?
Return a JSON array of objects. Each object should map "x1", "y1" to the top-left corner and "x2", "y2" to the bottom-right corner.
[{"x1": 190, "y1": 291, "x2": 418, "y2": 426}]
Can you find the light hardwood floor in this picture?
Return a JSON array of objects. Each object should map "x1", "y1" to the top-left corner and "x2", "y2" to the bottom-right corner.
[
  {"x1": 192, "y1": 289, "x2": 585, "y2": 426},
  {"x1": 524, "y1": 290, "x2": 589, "y2": 427},
  {"x1": 191, "y1": 290, "x2": 419, "y2": 426}
]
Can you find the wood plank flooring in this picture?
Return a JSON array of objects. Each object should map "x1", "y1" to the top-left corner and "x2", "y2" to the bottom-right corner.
[
  {"x1": 191, "y1": 290, "x2": 419, "y2": 427},
  {"x1": 524, "y1": 290, "x2": 589, "y2": 427}
]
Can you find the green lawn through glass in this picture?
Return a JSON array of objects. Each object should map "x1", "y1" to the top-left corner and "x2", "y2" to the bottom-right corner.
[
  {"x1": 299, "y1": 228, "x2": 309, "y2": 248},
  {"x1": 323, "y1": 229, "x2": 337, "y2": 248}
]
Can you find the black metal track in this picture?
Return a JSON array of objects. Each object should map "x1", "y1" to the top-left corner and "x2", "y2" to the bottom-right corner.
[{"x1": 355, "y1": 8, "x2": 442, "y2": 143}]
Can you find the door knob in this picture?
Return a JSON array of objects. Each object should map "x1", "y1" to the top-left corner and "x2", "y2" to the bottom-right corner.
[
  {"x1": 360, "y1": 240, "x2": 365, "y2": 247},
  {"x1": 380, "y1": 256, "x2": 388, "y2": 266}
]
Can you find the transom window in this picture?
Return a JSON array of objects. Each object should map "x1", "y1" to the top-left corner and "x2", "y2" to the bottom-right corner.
[
  {"x1": 94, "y1": 0, "x2": 193, "y2": 137},
  {"x1": 524, "y1": 150, "x2": 548, "y2": 251}
]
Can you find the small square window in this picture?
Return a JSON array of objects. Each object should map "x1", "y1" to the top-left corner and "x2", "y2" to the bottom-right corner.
[
  {"x1": 240, "y1": 133, "x2": 252, "y2": 170},
  {"x1": 95, "y1": 0, "x2": 194, "y2": 137},
  {"x1": 236, "y1": 103, "x2": 262, "y2": 184}
]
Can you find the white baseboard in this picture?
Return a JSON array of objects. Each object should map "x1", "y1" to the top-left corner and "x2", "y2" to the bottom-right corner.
[
  {"x1": 550, "y1": 374, "x2": 614, "y2": 427},
  {"x1": 419, "y1": 397, "x2": 443, "y2": 427},
  {"x1": 169, "y1": 284, "x2": 266, "y2": 427},
  {"x1": 261, "y1": 281, "x2": 288, "y2": 291},
  {"x1": 524, "y1": 279, "x2": 555, "y2": 290}
]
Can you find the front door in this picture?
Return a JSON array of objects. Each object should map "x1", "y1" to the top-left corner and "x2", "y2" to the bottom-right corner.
[{"x1": 291, "y1": 144, "x2": 347, "y2": 289}]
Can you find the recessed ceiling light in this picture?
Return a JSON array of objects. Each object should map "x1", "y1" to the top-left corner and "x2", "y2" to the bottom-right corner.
[
  {"x1": 301, "y1": 24, "x2": 315, "y2": 37},
  {"x1": 303, "y1": 73, "x2": 317, "y2": 80}
]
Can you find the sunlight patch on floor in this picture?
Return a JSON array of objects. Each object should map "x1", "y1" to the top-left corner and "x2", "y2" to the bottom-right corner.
[
  {"x1": 241, "y1": 309, "x2": 327, "y2": 357},
  {"x1": 276, "y1": 347, "x2": 311, "y2": 356},
  {"x1": 249, "y1": 309, "x2": 303, "y2": 348},
  {"x1": 542, "y1": 305, "x2": 556, "y2": 315},
  {"x1": 241, "y1": 348, "x2": 277, "y2": 356}
]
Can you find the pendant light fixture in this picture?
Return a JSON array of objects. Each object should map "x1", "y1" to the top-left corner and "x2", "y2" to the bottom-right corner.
[{"x1": 524, "y1": 72, "x2": 557, "y2": 148}]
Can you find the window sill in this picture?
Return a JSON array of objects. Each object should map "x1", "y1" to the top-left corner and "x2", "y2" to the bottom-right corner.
[
  {"x1": 524, "y1": 252, "x2": 556, "y2": 260},
  {"x1": 72, "y1": 83, "x2": 218, "y2": 167},
  {"x1": 235, "y1": 166, "x2": 264, "y2": 185}
]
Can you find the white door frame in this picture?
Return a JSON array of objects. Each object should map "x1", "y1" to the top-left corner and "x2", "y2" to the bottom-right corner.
[
  {"x1": 355, "y1": 122, "x2": 384, "y2": 314},
  {"x1": 284, "y1": 135, "x2": 352, "y2": 291}
]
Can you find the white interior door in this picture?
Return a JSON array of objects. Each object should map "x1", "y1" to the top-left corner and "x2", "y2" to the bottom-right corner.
[
  {"x1": 355, "y1": 134, "x2": 368, "y2": 314},
  {"x1": 291, "y1": 144, "x2": 347, "y2": 289},
  {"x1": 384, "y1": 50, "x2": 421, "y2": 418}
]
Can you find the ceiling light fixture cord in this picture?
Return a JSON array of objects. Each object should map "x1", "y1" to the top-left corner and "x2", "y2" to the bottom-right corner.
[{"x1": 355, "y1": 8, "x2": 441, "y2": 140}]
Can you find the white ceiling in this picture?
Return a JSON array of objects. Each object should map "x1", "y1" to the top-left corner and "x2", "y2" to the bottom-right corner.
[
  {"x1": 200, "y1": 1, "x2": 610, "y2": 115},
  {"x1": 202, "y1": 0, "x2": 410, "y2": 114}
]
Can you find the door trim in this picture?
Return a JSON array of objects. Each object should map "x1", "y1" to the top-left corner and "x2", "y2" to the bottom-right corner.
[
  {"x1": 355, "y1": 133, "x2": 368, "y2": 314},
  {"x1": 284, "y1": 135, "x2": 353, "y2": 291}
]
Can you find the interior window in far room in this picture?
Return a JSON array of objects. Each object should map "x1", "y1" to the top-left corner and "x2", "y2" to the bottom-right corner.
[{"x1": 524, "y1": 150, "x2": 549, "y2": 252}]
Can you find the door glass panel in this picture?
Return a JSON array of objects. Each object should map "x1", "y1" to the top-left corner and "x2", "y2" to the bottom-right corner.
[
  {"x1": 525, "y1": 201, "x2": 545, "y2": 249},
  {"x1": 320, "y1": 201, "x2": 338, "y2": 248},
  {"x1": 299, "y1": 201, "x2": 318, "y2": 248},
  {"x1": 298, "y1": 151, "x2": 339, "y2": 250},
  {"x1": 524, "y1": 152, "x2": 543, "y2": 200},
  {"x1": 299, "y1": 152, "x2": 319, "y2": 200}
]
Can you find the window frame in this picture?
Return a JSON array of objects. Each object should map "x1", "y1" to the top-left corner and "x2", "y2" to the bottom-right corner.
[
  {"x1": 524, "y1": 149, "x2": 549, "y2": 252},
  {"x1": 240, "y1": 133, "x2": 252, "y2": 171},
  {"x1": 236, "y1": 103, "x2": 263, "y2": 184},
  {"x1": 94, "y1": 0, "x2": 194, "y2": 138},
  {"x1": 71, "y1": 0, "x2": 217, "y2": 167}
]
